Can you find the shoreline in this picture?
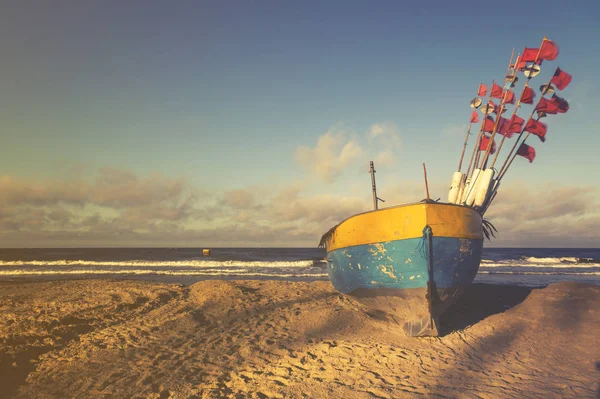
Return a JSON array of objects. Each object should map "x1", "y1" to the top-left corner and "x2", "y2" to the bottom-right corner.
[{"x1": 1, "y1": 278, "x2": 599, "y2": 398}]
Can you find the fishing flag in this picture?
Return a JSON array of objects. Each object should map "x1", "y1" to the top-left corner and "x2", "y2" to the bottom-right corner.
[
  {"x1": 525, "y1": 118, "x2": 548, "y2": 142},
  {"x1": 535, "y1": 97, "x2": 559, "y2": 114},
  {"x1": 520, "y1": 86, "x2": 536, "y2": 104},
  {"x1": 505, "y1": 90, "x2": 516, "y2": 104},
  {"x1": 516, "y1": 59, "x2": 536, "y2": 70},
  {"x1": 491, "y1": 83, "x2": 504, "y2": 99},
  {"x1": 550, "y1": 67, "x2": 572, "y2": 90},
  {"x1": 517, "y1": 142, "x2": 536, "y2": 163},
  {"x1": 489, "y1": 101, "x2": 506, "y2": 114},
  {"x1": 521, "y1": 48, "x2": 541, "y2": 63},
  {"x1": 479, "y1": 135, "x2": 497, "y2": 154},
  {"x1": 496, "y1": 117, "x2": 512, "y2": 137},
  {"x1": 551, "y1": 94, "x2": 570, "y2": 113},
  {"x1": 483, "y1": 116, "x2": 496, "y2": 133},
  {"x1": 508, "y1": 114, "x2": 525, "y2": 134},
  {"x1": 540, "y1": 39, "x2": 559, "y2": 61},
  {"x1": 479, "y1": 84, "x2": 488, "y2": 97},
  {"x1": 470, "y1": 110, "x2": 479, "y2": 123},
  {"x1": 495, "y1": 115, "x2": 524, "y2": 138}
]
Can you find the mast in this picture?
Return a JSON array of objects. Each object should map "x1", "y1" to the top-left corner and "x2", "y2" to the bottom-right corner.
[{"x1": 370, "y1": 161, "x2": 378, "y2": 210}]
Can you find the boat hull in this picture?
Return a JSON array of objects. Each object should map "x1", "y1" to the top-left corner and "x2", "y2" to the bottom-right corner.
[{"x1": 324, "y1": 203, "x2": 483, "y2": 336}]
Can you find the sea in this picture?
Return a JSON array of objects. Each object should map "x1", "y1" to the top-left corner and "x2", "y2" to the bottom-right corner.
[{"x1": 0, "y1": 247, "x2": 598, "y2": 287}]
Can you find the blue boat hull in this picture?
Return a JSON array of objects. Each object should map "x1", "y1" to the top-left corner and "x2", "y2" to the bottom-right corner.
[{"x1": 327, "y1": 236, "x2": 483, "y2": 336}]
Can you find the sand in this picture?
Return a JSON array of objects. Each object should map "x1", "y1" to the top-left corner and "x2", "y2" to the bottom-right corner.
[{"x1": 0, "y1": 279, "x2": 598, "y2": 399}]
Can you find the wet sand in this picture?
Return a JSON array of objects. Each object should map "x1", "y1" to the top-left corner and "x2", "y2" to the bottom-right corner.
[{"x1": 1, "y1": 279, "x2": 598, "y2": 398}]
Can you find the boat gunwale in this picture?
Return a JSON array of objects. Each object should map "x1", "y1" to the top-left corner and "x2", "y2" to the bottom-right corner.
[{"x1": 324, "y1": 202, "x2": 482, "y2": 252}]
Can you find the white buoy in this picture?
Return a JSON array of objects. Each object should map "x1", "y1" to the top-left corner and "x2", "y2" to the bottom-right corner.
[
  {"x1": 447, "y1": 171, "x2": 463, "y2": 203},
  {"x1": 465, "y1": 169, "x2": 482, "y2": 206},
  {"x1": 474, "y1": 168, "x2": 495, "y2": 207},
  {"x1": 458, "y1": 177, "x2": 470, "y2": 204}
]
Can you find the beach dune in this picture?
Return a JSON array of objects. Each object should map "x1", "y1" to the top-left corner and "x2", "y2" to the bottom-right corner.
[{"x1": 1, "y1": 279, "x2": 598, "y2": 398}]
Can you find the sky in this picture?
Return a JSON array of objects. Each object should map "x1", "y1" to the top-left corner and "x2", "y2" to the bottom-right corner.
[{"x1": 1, "y1": 0, "x2": 599, "y2": 248}]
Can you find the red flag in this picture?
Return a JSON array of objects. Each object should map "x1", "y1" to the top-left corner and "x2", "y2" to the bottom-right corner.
[
  {"x1": 478, "y1": 84, "x2": 488, "y2": 97},
  {"x1": 517, "y1": 143, "x2": 536, "y2": 163},
  {"x1": 518, "y1": 47, "x2": 544, "y2": 69},
  {"x1": 505, "y1": 90, "x2": 516, "y2": 104},
  {"x1": 508, "y1": 115, "x2": 525, "y2": 134},
  {"x1": 496, "y1": 116, "x2": 511, "y2": 137},
  {"x1": 550, "y1": 67, "x2": 572, "y2": 90},
  {"x1": 489, "y1": 101, "x2": 505, "y2": 114},
  {"x1": 520, "y1": 86, "x2": 536, "y2": 104},
  {"x1": 479, "y1": 135, "x2": 497, "y2": 154},
  {"x1": 483, "y1": 116, "x2": 496, "y2": 133},
  {"x1": 551, "y1": 94, "x2": 569, "y2": 113},
  {"x1": 521, "y1": 47, "x2": 540, "y2": 62},
  {"x1": 535, "y1": 97, "x2": 559, "y2": 114},
  {"x1": 540, "y1": 39, "x2": 559, "y2": 61},
  {"x1": 491, "y1": 83, "x2": 503, "y2": 99},
  {"x1": 525, "y1": 118, "x2": 548, "y2": 142},
  {"x1": 470, "y1": 110, "x2": 479, "y2": 123}
]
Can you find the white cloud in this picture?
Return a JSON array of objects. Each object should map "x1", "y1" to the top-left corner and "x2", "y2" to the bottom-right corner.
[
  {"x1": 374, "y1": 149, "x2": 395, "y2": 167},
  {"x1": 294, "y1": 122, "x2": 404, "y2": 183},
  {"x1": 367, "y1": 122, "x2": 401, "y2": 148},
  {"x1": 294, "y1": 128, "x2": 364, "y2": 183}
]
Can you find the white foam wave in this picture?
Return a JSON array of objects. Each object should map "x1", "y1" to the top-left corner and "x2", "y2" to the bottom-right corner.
[
  {"x1": 0, "y1": 259, "x2": 323, "y2": 268},
  {"x1": 478, "y1": 271, "x2": 600, "y2": 276},
  {"x1": 0, "y1": 269, "x2": 329, "y2": 277},
  {"x1": 524, "y1": 256, "x2": 581, "y2": 264},
  {"x1": 480, "y1": 262, "x2": 599, "y2": 268}
]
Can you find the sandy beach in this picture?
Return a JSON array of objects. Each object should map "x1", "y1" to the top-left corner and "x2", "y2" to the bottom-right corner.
[{"x1": 0, "y1": 279, "x2": 598, "y2": 399}]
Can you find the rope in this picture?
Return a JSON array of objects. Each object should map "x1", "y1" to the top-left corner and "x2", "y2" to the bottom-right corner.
[{"x1": 417, "y1": 225, "x2": 433, "y2": 259}]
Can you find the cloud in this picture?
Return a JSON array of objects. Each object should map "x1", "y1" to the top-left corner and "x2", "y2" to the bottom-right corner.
[
  {"x1": 0, "y1": 162, "x2": 598, "y2": 248},
  {"x1": 367, "y1": 122, "x2": 401, "y2": 148},
  {"x1": 0, "y1": 168, "x2": 196, "y2": 208},
  {"x1": 374, "y1": 149, "x2": 395, "y2": 167},
  {"x1": 222, "y1": 189, "x2": 257, "y2": 210},
  {"x1": 0, "y1": 169, "x2": 203, "y2": 244},
  {"x1": 295, "y1": 122, "x2": 404, "y2": 183},
  {"x1": 294, "y1": 127, "x2": 364, "y2": 183},
  {"x1": 482, "y1": 183, "x2": 600, "y2": 247}
]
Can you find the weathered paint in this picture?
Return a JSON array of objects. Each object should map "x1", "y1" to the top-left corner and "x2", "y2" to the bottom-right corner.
[
  {"x1": 324, "y1": 202, "x2": 484, "y2": 336},
  {"x1": 327, "y1": 236, "x2": 483, "y2": 294},
  {"x1": 326, "y1": 202, "x2": 483, "y2": 251}
]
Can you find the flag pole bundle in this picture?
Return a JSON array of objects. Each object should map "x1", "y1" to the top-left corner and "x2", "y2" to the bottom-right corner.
[
  {"x1": 451, "y1": 51, "x2": 517, "y2": 205},
  {"x1": 447, "y1": 83, "x2": 486, "y2": 204},
  {"x1": 446, "y1": 36, "x2": 572, "y2": 217}
]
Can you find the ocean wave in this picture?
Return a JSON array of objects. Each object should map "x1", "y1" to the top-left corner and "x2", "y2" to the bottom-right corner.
[
  {"x1": 524, "y1": 256, "x2": 580, "y2": 263},
  {"x1": 0, "y1": 259, "x2": 327, "y2": 268},
  {"x1": 480, "y1": 257, "x2": 600, "y2": 268},
  {"x1": 478, "y1": 271, "x2": 600, "y2": 276},
  {"x1": 0, "y1": 269, "x2": 329, "y2": 278}
]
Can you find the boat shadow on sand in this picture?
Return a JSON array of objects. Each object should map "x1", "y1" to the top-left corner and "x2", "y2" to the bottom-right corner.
[{"x1": 437, "y1": 283, "x2": 533, "y2": 336}]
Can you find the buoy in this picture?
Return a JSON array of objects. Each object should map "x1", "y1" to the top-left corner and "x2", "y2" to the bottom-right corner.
[
  {"x1": 202, "y1": 249, "x2": 211, "y2": 256},
  {"x1": 465, "y1": 169, "x2": 481, "y2": 206},
  {"x1": 474, "y1": 169, "x2": 495, "y2": 207},
  {"x1": 447, "y1": 171, "x2": 463, "y2": 203},
  {"x1": 458, "y1": 177, "x2": 470, "y2": 204}
]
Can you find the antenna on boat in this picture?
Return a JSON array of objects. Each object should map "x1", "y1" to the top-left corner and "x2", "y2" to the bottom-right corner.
[
  {"x1": 369, "y1": 161, "x2": 385, "y2": 210},
  {"x1": 422, "y1": 163, "x2": 431, "y2": 201}
]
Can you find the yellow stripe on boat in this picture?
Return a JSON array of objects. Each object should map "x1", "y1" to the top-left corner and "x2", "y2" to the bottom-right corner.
[{"x1": 326, "y1": 202, "x2": 482, "y2": 251}]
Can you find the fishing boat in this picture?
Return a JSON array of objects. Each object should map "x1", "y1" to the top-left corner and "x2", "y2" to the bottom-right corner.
[{"x1": 319, "y1": 36, "x2": 572, "y2": 336}]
